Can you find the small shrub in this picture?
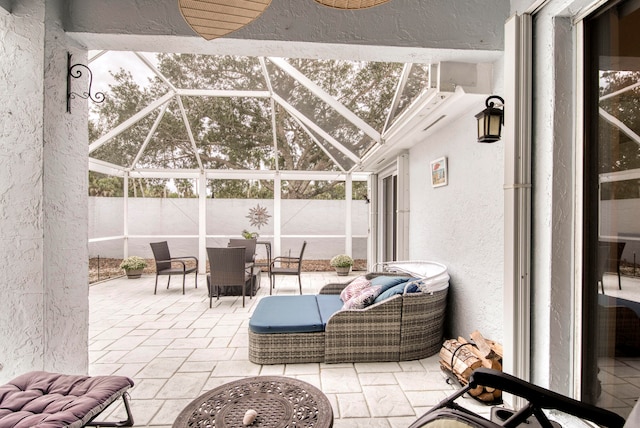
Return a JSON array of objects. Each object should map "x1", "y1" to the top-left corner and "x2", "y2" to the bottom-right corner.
[
  {"x1": 119, "y1": 256, "x2": 148, "y2": 270},
  {"x1": 242, "y1": 230, "x2": 259, "y2": 239},
  {"x1": 330, "y1": 254, "x2": 353, "y2": 268}
]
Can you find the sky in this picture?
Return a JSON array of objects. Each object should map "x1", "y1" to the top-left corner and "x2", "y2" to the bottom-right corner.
[{"x1": 89, "y1": 50, "x2": 157, "y2": 92}]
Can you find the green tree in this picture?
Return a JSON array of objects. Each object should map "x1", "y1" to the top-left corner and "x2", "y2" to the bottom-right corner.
[
  {"x1": 599, "y1": 71, "x2": 640, "y2": 199},
  {"x1": 89, "y1": 54, "x2": 400, "y2": 198}
]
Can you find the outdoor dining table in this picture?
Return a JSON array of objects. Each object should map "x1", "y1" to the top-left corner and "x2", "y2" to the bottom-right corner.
[{"x1": 172, "y1": 376, "x2": 333, "y2": 428}]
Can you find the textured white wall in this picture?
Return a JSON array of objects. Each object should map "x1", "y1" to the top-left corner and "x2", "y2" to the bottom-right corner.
[
  {"x1": 43, "y1": 0, "x2": 89, "y2": 376},
  {"x1": 530, "y1": 2, "x2": 581, "y2": 394},
  {"x1": 0, "y1": 0, "x2": 10, "y2": 14},
  {"x1": 0, "y1": 0, "x2": 88, "y2": 382},
  {"x1": 409, "y1": 107, "x2": 505, "y2": 343},
  {"x1": 0, "y1": 0, "x2": 46, "y2": 382}
]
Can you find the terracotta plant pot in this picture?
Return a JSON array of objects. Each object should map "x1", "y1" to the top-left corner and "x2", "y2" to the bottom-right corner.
[
  {"x1": 335, "y1": 266, "x2": 351, "y2": 276},
  {"x1": 125, "y1": 268, "x2": 143, "y2": 279}
]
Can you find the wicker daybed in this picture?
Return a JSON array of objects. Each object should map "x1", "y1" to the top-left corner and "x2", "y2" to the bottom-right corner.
[{"x1": 249, "y1": 261, "x2": 449, "y2": 364}]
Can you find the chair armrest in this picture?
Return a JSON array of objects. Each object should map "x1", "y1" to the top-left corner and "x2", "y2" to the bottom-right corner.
[
  {"x1": 272, "y1": 256, "x2": 300, "y2": 262},
  {"x1": 319, "y1": 282, "x2": 350, "y2": 294},
  {"x1": 171, "y1": 256, "x2": 198, "y2": 266},
  {"x1": 469, "y1": 368, "x2": 626, "y2": 428},
  {"x1": 270, "y1": 256, "x2": 300, "y2": 267},
  {"x1": 318, "y1": 275, "x2": 362, "y2": 294},
  {"x1": 169, "y1": 256, "x2": 198, "y2": 270},
  {"x1": 171, "y1": 256, "x2": 198, "y2": 263}
]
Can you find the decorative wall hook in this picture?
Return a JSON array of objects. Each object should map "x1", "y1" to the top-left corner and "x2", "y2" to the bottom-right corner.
[{"x1": 66, "y1": 52, "x2": 105, "y2": 113}]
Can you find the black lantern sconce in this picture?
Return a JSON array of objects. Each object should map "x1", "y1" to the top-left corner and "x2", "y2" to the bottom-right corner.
[{"x1": 475, "y1": 95, "x2": 504, "y2": 143}]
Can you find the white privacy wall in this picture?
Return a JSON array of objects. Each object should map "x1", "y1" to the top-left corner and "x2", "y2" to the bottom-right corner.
[
  {"x1": 409, "y1": 108, "x2": 505, "y2": 343},
  {"x1": 88, "y1": 198, "x2": 369, "y2": 260},
  {"x1": 0, "y1": 0, "x2": 88, "y2": 382}
]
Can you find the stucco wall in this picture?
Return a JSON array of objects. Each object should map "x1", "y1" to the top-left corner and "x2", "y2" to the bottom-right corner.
[
  {"x1": 89, "y1": 198, "x2": 369, "y2": 261},
  {"x1": 530, "y1": 1, "x2": 581, "y2": 394},
  {"x1": 0, "y1": 0, "x2": 88, "y2": 382},
  {"x1": 0, "y1": 0, "x2": 46, "y2": 381},
  {"x1": 409, "y1": 108, "x2": 505, "y2": 343},
  {"x1": 43, "y1": 0, "x2": 89, "y2": 376}
]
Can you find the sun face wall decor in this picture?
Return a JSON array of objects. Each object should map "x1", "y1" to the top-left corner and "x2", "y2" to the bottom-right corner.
[{"x1": 246, "y1": 204, "x2": 271, "y2": 229}]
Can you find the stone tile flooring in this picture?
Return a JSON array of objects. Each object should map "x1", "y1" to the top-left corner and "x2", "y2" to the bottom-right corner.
[
  {"x1": 89, "y1": 271, "x2": 492, "y2": 427},
  {"x1": 90, "y1": 271, "x2": 639, "y2": 426}
]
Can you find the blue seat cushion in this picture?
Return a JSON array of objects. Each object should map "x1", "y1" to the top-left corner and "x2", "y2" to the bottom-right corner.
[
  {"x1": 249, "y1": 295, "x2": 323, "y2": 333},
  {"x1": 315, "y1": 294, "x2": 344, "y2": 327}
]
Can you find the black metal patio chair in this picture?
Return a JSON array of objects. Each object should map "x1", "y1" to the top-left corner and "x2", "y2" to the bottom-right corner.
[
  {"x1": 150, "y1": 241, "x2": 198, "y2": 295},
  {"x1": 207, "y1": 246, "x2": 251, "y2": 308},
  {"x1": 269, "y1": 241, "x2": 306, "y2": 295}
]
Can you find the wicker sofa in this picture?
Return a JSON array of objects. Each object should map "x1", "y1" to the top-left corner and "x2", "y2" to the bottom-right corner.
[{"x1": 248, "y1": 263, "x2": 449, "y2": 364}]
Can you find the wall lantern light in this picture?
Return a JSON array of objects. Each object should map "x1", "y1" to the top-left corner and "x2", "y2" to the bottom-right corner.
[{"x1": 475, "y1": 95, "x2": 504, "y2": 143}]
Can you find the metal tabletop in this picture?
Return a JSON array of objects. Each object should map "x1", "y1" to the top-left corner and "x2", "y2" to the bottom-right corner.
[{"x1": 172, "y1": 376, "x2": 333, "y2": 428}]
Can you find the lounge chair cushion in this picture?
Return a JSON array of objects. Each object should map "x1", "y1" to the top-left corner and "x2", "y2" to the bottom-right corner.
[
  {"x1": 315, "y1": 294, "x2": 344, "y2": 327},
  {"x1": 0, "y1": 371, "x2": 134, "y2": 428},
  {"x1": 249, "y1": 295, "x2": 324, "y2": 333}
]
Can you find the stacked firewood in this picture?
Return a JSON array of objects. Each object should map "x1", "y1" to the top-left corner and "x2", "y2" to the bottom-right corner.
[{"x1": 439, "y1": 330, "x2": 503, "y2": 402}]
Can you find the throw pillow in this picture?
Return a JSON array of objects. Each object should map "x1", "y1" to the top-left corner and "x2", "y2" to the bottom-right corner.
[
  {"x1": 342, "y1": 285, "x2": 382, "y2": 310},
  {"x1": 373, "y1": 281, "x2": 420, "y2": 304},
  {"x1": 339, "y1": 276, "x2": 371, "y2": 302},
  {"x1": 369, "y1": 275, "x2": 414, "y2": 293}
]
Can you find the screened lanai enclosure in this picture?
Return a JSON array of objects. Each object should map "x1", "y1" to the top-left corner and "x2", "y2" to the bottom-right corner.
[{"x1": 87, "y1": 51, "x2": 492, "y2": 270}]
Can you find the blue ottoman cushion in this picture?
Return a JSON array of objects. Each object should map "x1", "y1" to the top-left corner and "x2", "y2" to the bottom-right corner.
[
  {"x1": 249, "y1": 295, "x2": 323, "y2": 333},
  {"x1": 315, "y1": 294, "x2": 344, "y2": 327}
]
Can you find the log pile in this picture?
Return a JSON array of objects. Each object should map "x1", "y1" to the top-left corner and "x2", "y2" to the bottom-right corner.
[{"x1": 439, "y1": 330, "x2": 503, "y2": 402}]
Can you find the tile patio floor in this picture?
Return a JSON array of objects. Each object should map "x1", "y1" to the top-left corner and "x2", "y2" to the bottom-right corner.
[{"x1": 89, "y1": 271, "x2": 494, "y2": 427}]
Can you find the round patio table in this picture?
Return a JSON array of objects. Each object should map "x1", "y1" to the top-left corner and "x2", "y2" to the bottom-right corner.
[{"x1": 172, "y1": 376, "x2": 333, "y2": 428}]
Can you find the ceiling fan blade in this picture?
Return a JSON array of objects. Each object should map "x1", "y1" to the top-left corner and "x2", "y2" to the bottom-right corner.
[{"x1": 178, "y1": 0, "x2": 272, "y2": 41}]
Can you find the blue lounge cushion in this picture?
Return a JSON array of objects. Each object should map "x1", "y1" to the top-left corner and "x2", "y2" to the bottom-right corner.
[
  {"x1": 373, "y1": 281, "x2": 420, "y2": 304},
  {"x1": 369, "y1": 275, "x2": 414, "y2": 293},
  {"x1": 249, "y1": 295, "x2": 323, "y2": 333},
  {"x1": 315, "y1": 294, "x2": 344, "y2": 327}
]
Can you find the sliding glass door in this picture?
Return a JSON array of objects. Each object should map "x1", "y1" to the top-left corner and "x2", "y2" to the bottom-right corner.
[{"x1": 583, "y1": 0, "x2": 640, "y2": 412}]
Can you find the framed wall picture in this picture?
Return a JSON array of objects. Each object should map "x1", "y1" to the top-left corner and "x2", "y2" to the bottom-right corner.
[{"x1": 430, "y1": 157, "x2": 448, "y2": 187}]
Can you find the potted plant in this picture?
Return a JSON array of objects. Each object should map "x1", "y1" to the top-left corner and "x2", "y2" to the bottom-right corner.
[
  {"x1": 120, "y1": 256, "x2": 148, "y2": 279},
  {"x1": 242, "y1": 229, "x2": 259, "y2": 240},
  {"x1": 330, "y1": 254, "x2": 354, "y2": 276}
]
